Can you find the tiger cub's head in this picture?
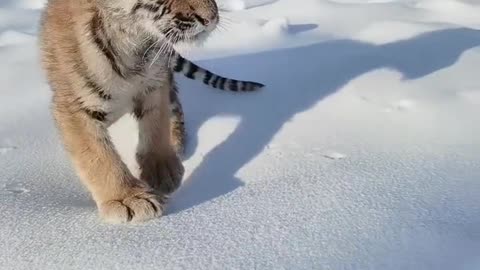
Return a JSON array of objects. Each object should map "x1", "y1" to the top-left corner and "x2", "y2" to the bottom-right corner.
[{"x1": 103, "y1": 0, "x2": 219, "y2": 44}]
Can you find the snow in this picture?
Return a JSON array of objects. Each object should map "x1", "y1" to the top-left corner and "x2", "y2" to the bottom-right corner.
[
  {"x1": 218, "y1": 0, "x2": 278, "y2": 11},
  {"x1": 1, "y1": 0, "x2": 480, "y2": 269}
]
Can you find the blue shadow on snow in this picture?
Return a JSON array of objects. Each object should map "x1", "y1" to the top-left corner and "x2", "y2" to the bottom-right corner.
[{"x1": 167, "y1": 27, "x2": 480, "y2": 214}]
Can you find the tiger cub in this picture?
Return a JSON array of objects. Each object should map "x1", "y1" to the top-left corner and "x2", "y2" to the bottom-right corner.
[{"x1": 39, "y1": 0, "x2": 263, "y2": 224}]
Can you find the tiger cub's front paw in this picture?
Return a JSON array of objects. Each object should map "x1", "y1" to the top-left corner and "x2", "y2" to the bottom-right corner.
[
  {"x1": 98, "y1": 189, "x2": 165, "y2": 224},
  {"x1": 137, "y1": 151, "x2": 185, "y2": 195}
]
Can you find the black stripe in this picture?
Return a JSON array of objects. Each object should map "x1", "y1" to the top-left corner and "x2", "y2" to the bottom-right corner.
[
  {"x1": 132, "y1": 97, "x2": 143, "y2": 119},
  {"x1": 159, "y1": 5, "x2": 168, "y2": 17},
  {"x1": 78, "y1": 69, "x2": 112, "y2": 100},
  {"x1": 169, "y1": 88, "x2": 177, "y2": 103},
  {"x1": 172, "y1": 83, "x2": 179, "y2": 93},
  {"x1": 172, "y1": 106, "x2": 182, "y2": 115},
  {"x1": 132, "y1": 3, "x2": 160, "y2": 13},
  {"x1": 82, "y1": 108, "x2": 107, "y2": 122},
  {"x1": 133, "y1": 107, "x2": 143, "y2": 119},
  {"x1": 90, "y1": 13, "x2": 125, "y2": 79},
  {"x1": 218, "y1": 77, "x2": 226, "y2": 90},
  {"x1": 173, "y1": 56, "x2": 185, "y2": 72},
  {"x1": 133, "y1": 108, "x2": 144, "y2": 119},
  {"x1": 131, "y1": 3, "x2": 142, "y2": 14},
  {"x1": 132, "y1": 97, "x2": 159, "y2": 120},
  {"x1": 229, "y1": 79, "x2": 238, "y2": 91},
  {"x1": 211, "y1": 76, "x2": 220, "y2": 88},
  {"x1": 185, "y1": 62, "x2": 198, "y2": 79},
  {"x1": 240, "y1": 82, "x2": 247, "y2": 91},
  {"x1": 126, "y1": 207, "x2": 133, "y2": 222},
  {"x1": 166, "y1": 0, "x2": 174, "y2": 10},
  {"x1": 161, "y1": 0, "x2": 174, "y2": 15},
  {"x1": 133, "y1": 37, "x2": 155, "y2": 68},
  {"x1": 144, "y1": 86, "x2": 156, "y2": 95},
  {"x1": 143, "y1": 4, "x2": 160, "y2": 13},
  {"x1": 169, "y1": 84, "x2": 180, "y2": 103},
  {"x1": 203, "y1": 70, "x2": 213, "y2": 85},
  {"x1": 71, "y1": 40, "x2": 112, "y2": 101},
  {"x1": 85, "y1": 78, "x2": 111, "y2": 100},
  {"x1": 173, "y1": 13, "x2": 194, "y2": 23}
]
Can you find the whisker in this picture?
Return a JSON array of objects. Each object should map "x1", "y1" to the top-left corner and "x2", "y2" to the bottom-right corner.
[
  {"x1": 219, "y1": 13, "x2": 239, "y2": 26},
  {"x1": 149, "y1": 45, "x2": 164, "y2": 68},
  {"x1": 139, "y1": 35, "x2": 153, "y2": 46},
  {"x1": 150, "y1": 38, "x2": 171, "y2": 67},
  {"x1": 126, "y1": 38, "x2": 138, "y2": 48},
  {"x1": 149, "y1": 30, "x2": 178, "y2": 67},
  {"x1": 166, "y1": 32, "x2": 181, "y2": 68},
  {"x1": 216, "y1": 22, "x2": 230, "y2": 32},
  {"x1": 143, "y1": 39, "x2": 160, "y2": 61},
  {"x1": 161, "y1": 31, "x2": 176, "y2": 53}
]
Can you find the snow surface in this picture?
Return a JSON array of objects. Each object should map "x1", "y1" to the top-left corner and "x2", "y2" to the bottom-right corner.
[{"x1": 1, "y1": 0, "x2": 480, "y2": 269}]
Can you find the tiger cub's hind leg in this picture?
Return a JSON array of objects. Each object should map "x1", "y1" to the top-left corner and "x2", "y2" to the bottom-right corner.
[{"x1": 169, "y1": 85, "x2": 186, "y2": 156}]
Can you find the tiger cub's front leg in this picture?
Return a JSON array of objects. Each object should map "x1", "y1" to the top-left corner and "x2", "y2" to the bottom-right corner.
[
  {"x1": 52, "y1": 104, "x2": 163, "y2": 224},
  {"x1": 134, "y1": 84, "x2": 185, "y2": 196}
]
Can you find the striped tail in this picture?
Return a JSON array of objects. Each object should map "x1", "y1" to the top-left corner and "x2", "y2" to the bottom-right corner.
[{"x1": 170, "y1": 52, "x2": 264, "y2": 92}]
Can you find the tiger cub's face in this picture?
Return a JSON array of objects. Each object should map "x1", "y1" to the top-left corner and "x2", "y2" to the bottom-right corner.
[{"x1": 105, "y1": 0, "x2": 219, "y2": 44}]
